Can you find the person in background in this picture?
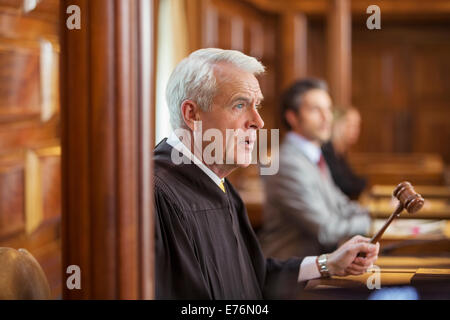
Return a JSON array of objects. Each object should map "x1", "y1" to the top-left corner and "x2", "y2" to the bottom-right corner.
[
  {"x1": 259, "y1": 78, "x2": 371, "y2": 259},
  {"x1": 322, "y1": 107, "x2": 367, "y2": 200}
]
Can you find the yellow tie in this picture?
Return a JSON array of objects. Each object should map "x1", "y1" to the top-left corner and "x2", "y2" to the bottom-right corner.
[{"x1": 219, "y1": 181, "x2": 226, "y2": 193}]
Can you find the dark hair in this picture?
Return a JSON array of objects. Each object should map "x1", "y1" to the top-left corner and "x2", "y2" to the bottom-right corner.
[{"x1": 281, "y1": 78, "x2": 329, "y2": 130}]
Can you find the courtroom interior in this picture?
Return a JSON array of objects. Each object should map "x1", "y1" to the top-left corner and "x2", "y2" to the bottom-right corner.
[{"x1": 0, "y1": 0, "x2": 450, "y2": 300}]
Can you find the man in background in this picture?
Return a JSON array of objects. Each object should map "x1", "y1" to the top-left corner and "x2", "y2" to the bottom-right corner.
[{"x1": 259, "y1": 79, "x2": 371, "y2": 259}]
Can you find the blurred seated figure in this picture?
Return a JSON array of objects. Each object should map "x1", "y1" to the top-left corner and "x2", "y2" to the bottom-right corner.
[
  {"x1": 0, "y1": 247, "x2": 51, "y2": 300},
  {"x1": 259, "y1": 79, "x2": 370, "y2": 258},
  {"x1": 322, "y1": 107, "x2": 367, "y2": 200}
]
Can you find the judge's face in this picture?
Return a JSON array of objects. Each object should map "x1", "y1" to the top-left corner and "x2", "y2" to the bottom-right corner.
[
  {"x1": 198, "y1": 63, "x2": 265, "y2": 169},
  {"x1": 289, "y1": 89, "x2": 332, "y2": 146}
]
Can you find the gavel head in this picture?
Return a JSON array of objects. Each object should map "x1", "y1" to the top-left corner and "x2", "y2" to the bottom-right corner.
[{"x1": 392, "y1": 181, "x2": 425, "y2": 214}]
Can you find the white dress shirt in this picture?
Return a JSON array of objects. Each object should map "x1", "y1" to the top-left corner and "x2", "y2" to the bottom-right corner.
[{"x1": 285, "y1": 131, "x2": 322, "y2": 164}]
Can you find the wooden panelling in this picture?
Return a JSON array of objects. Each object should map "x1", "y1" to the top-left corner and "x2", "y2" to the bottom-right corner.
[
  {"x1": 0, "y1": 116, "x2": 59, "y2": 151},
  {"x1": 0, "y1": 163, "x2": 25, "y2": 238},
  {"x1": 0, "y1": 3, "x2": 59, "y2": 42},
  {"x1": 0, "y1": 0, "x2": 61, "y2": 299},
  {"x1": 40, "y1": 151, "x2": 60, "y2": 222},
  {"x1": 414, "y1": 110, "x2": 450, "y2": 162},
  {"x1": 0, "y1": 142, "x2": 61, "y2": 298},
  {"x1": 412, "y1": 45, "x2": 450, "y2": 98},
  {"x1": 279, "y1": 12, "x2": 307, "y2": 90},
  {"x1": 61, "y1": 0, "x2": 157, "y2": 299},
  {"x1": 233, "y1": 2, "x2": 450, "y2": 165},
  {"x1": 0, "y1": 0, "x2": 59, "y2": 23},
  {"x1": 348, "y1": 152, "x2": 444, "y2": 185},
  {"x1": 352, "y1": 21, "x2": 450, "y2": 162},
  {"x1": 244, "y1": 0, "x2": 450, "y2": 17},
  {"x1": 199, "y1": 0, "x2": 279, "y2": 131},
  {"x1": 0, "y1": 40, "x2": 41, "y2": 121},
  {"x1": 327, "y1": 0, "x2": 352, "y2": 106},
  {"x1": 0, "y1": 36, "x2": 58, "y2": 124},
  {"x1": 0, "y1": 0, "x2": 21, "y2": 10},
  {"x1": 306, "y1": 18, "x2": 327, "y2": 80}
]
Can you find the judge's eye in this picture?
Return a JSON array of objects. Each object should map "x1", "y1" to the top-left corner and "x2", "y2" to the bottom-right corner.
[
  {"x1": 255, "y1": 104, "x2": 262, "y2": 110},
  {"x1": 235, "y1": 103, "x2": 245, "y2": 110}
]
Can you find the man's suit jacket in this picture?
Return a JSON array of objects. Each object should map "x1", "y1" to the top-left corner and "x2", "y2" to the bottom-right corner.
[{"x1": 258, "y1": 133, "x2": 370, "y2": 259}]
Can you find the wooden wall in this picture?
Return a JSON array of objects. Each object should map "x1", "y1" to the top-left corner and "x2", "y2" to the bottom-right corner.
[
  {"x1": 0, "y1": 0, "x2": 61, "y2": 298},
  {"x1": 60, "y1": 0, "x2": 157, "y2": 299},
  {"x1": 352, "y1": 20, "x2": 450, "y2": 162},
  {"x1": 303, "y1": 17, "x2": 450, "y2": 163},
  {"x1": 190, "y1": 0, "x2": 450, "y2": 165},
  {"x1": 187, "y1": 0, "x2": 280, "y2": 131},
  {"x1": 185, "y1": 0, "x2": 450, "y2": 195}
]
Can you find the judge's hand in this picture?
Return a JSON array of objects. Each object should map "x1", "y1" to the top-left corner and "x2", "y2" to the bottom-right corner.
[{"x1": 327, "y1": 235, "x2": 379, "y2": 277}]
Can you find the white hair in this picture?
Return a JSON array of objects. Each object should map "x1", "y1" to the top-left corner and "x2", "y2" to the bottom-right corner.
[{"x1": 165, "y1": 48, "x2": 265, "y2": 129}]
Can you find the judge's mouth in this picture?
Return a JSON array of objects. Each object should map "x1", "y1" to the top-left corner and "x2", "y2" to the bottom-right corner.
[
  {"x1": 242, "y1": 131, "x2": 257, "y2": 145},
  {"x1": 244, "y1": 137, "x2": 255, "y2": 150}
]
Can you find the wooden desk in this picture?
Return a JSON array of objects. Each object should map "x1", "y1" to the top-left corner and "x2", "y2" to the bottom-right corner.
[
  {"x1": 365, "y1": 198, "x2": 450, "y2": 219},
  {"x1": 302, "y1": 256, "x2": 450, "y2": 299},
  {"x1": 370, "y1": 219, "x2": 450, "y2": 240},
  {"x1": 348, "y1": 153, "x2": 444, "y2": 186},
  {"x1": 369, "y1": 185, "x2": 450, "y2": 199},
  {"x1": 361, "y1": 184, "x2": 450, "y2": 219},
  {"x1": 368, "y1": 219, "x2": 450, "y2": 255}
]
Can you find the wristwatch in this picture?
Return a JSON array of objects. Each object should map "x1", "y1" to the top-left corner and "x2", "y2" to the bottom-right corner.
[{"x1": 316, "y1": 254, "x2": 331, "y2": 278}]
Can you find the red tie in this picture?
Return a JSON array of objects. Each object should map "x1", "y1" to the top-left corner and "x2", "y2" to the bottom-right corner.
[{"x1": 317, "y1": 154, "x2": 328, "y2": 178}]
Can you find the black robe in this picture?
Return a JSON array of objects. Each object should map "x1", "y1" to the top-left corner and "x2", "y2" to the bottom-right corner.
[{"x1": 154, "y1": 139, "x2": 304, "y2": 299}]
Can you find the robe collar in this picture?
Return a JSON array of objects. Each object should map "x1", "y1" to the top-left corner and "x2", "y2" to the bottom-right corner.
[{"x1": 167, "y1": 131, "x2": 225, "y2": 189}]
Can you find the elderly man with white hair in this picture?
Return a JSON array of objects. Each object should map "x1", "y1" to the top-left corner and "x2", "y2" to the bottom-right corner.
[{"x1": 154, "y1": 48, "x2": 379, "y2": 299}]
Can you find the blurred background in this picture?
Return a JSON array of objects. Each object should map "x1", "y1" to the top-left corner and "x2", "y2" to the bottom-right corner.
[{"x1": 0, "y1": 0, "x2": 449, "y2": 299}]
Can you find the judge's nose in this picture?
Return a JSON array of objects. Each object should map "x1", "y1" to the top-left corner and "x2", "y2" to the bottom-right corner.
[{"x1": 246, "y1": 107, "x2": 264, "y2": 130}]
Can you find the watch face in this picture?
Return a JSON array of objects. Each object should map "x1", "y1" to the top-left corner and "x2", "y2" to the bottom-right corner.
[
  {"x1": 318, "y1": 254, "x2": 329, "y2": 275},
  {"x1": 318, "y1": 255, "x2": 327, "y2": 265}
]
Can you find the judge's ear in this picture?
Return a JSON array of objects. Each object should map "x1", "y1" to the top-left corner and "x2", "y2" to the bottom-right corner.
[
  {"x1": 180, "y1": 100, "x2": 201, "y2": 131},
  {"x1": 285, "y1": 109, "x2": 300, "y2": 131}
]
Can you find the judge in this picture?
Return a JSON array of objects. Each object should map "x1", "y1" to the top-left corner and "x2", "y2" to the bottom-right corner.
[{"x1": 154, "y1": 48, "x2": 379, "y2": 299}]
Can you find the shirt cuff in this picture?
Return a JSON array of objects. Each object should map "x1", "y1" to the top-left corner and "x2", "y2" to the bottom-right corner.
[{"x1": 298, "y1": 256, "x2": 321, "y2": 282}]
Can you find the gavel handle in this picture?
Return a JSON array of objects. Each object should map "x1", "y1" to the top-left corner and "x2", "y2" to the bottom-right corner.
[{"x1": 358, "y1": 203, "x2": 404, "y2": 258}]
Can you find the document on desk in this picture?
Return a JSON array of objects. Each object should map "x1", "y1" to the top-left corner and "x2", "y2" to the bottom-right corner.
[{"x1": 370, "y1": 219, "x2": 447, "y2": 239}]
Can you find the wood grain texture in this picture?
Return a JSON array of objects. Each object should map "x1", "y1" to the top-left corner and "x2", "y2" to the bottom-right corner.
[
  {"x1": 61, "y1": 0, "x2": 157, "y2": 299},
  {"x1": 0, "y1": 0, "x2": 61, "y2": 299},
  {"x1": 327, "y1": 0, "x2": 351, "y2": 107},
  {"x1": 280, "y1": 13, "x2": 307, "y2": 90},
  {"x1": 244, "y1": 0, "x2": 450, "y2": 16}
]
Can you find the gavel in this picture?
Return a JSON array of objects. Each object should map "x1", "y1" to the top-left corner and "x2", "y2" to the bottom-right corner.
[{"x1": 359, "y1": 181, "x2": 425, "y2": 257}]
